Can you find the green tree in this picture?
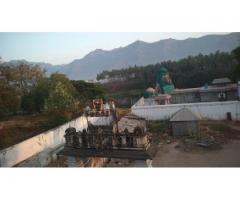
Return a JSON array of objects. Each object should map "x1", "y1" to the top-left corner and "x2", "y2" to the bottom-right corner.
[
  {"x1": 0, "y1": 63, "x2": 20, "y2": 114},
  {"x1": 21, "y1": 78, "x2": 50, "y2": 113},
  {"x1": 44, "y1": 81, "x2": 79, "y2": 127},
  {"x1": 0, "y1": 62, "x2": 46, "y2": 115},
  {"x1": 232, "y1": 46, "x2": 240, "y2": 78},
  {"x1": 11, "y1": 62, "x2": 46, "y2": 95},
  {"x1": 21, "y1": 72, "x2": 82, "y2": 126},
  {"x1": 0, "y1": 80, "x2": 19, "y2": 114},
  {"x1": 40, "y1": 73, "x2": 80, "y2": 126},
  {"x1": 71, "y1": 80, "x2": 106, "y2": 102},
  {"x1": 44, "y1": 81, "x2": 76, "y2": 112}
]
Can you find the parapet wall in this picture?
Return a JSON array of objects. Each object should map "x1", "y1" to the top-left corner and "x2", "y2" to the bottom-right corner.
[
  {"x1": 0, "y1": 115, "x2": 115, "y2": 167},
  {"x1": 132, "y1": 100, "x2": 240, "y2": 121},
  {"x1": 0, "y1": 116, "x2": 88, "y2": 167}
]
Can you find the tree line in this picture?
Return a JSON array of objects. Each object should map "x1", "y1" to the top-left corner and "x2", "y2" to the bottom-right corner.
[{"x1": 0, "y1": 61, "x2": 106, "y2": 126}]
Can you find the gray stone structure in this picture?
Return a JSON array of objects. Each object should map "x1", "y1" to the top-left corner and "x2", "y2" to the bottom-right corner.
[
  {"x1": 199, "y1": 85, "x2": 237, "y2": 102},
  {"x1": 171, "y1": 88, "x2": 200, "y2": 104},
  {"x1": 170, "y1": 77, "x2": 238, "y2": 104},
  {"x1": 200, "y1": 78, "x2": 237, "y2": 102},
  {"x1": 170, "y1": 108, "x2": 201, "y2": 136}
]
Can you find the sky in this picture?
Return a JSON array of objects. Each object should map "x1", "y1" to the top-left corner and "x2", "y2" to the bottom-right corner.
[{"x1": 0, "y1": 32, "x2": 229, "y2": 65}]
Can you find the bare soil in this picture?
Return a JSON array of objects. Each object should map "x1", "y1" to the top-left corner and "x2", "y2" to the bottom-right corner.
[
  {"x1": 152, "y1": 140, "x2": 240, "y2": 167},
  {"x1": 150, "y1": 120, "x2": 240, "y2": 167},
  {"x1": 0, "y1": 114, "x2": 49, "y2": 150}
]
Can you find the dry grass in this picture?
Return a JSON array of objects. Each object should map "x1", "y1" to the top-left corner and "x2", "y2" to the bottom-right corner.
[{"x1": 0, "y1": 114, "x2": 49, "y2": 150}]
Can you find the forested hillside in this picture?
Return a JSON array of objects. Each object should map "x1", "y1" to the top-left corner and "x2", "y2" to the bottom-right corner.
[{"x1": 98, "y1": 50, "x2": 239, "y2": 104}]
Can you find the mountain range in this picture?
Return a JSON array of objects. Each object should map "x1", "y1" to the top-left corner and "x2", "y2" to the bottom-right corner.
[{"x1": 7, "y1": 32, "x2": 240, "y2": 80}]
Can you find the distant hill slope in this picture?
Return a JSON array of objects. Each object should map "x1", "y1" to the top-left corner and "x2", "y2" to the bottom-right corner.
[
  {"x1": 8, "y1": 33, "x2": 240, "y2": 80},
  {"x1": 60, "y1": 32, "x2": 240, "y2": 80}
]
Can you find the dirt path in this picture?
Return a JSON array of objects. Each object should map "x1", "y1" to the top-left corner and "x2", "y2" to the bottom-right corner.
[{"x1": 152, "y1": 140, "x2": 240, "y2": 167}]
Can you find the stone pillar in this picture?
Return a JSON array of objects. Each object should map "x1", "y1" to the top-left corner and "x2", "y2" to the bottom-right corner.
[
  {"x1": 133, "y1": 136, "x2": 137, "y2": 147},
  {"x1": 146, "y1": 159, "x2": 152, "y2": 167},
  {"x1": 121, "y1": 135, "x2": 126, "y2": 146},
  {"x1": 88, "y1": 134, "x2": 94, "y2": 148},
  {"x1": 135, "y1": 136, "x2": 148, "y2": 148},
  {"x1": 136, "y1": 137, "x2": 143, "y2": 148}
]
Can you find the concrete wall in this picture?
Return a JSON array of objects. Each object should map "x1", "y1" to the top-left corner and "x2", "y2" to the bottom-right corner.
[
  {"x1": 0, "y1": 116, "x2": 88, "y2": 167},
  {"x1": 132, "y1": 100, "x2": 240, "y2": 121}
]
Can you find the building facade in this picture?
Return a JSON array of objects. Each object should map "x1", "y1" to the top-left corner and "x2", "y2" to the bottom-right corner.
[{"x1": 170, "y1": 78, "x2": 238, "y2": 104}]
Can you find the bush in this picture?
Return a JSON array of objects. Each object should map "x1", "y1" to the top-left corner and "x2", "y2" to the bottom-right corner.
[
  {"x1": 45, "y1": 111, "x2": 69, "y2": 128},
  {"x1": 0, "y1": 83, "x2": 20, "y2": 114},
  {"x1": 21, "y1": 78, "x2": 50, "y2": 113}
]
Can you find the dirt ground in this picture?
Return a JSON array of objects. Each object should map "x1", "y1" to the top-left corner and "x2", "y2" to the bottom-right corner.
[
  {"x1": 152, "y1": 140, "x2": 240, "y2": 167},
  {"x1": 0, "y1": 114, "x2": 49, "y2": 150},
  {"x1": 149, "y1": 120, "x2": 240, "y2": 167}
]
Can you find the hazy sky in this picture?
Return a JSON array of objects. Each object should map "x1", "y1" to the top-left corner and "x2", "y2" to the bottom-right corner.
[{"x1": 0, "y1": 32, "x2": 228, "y2": 65}]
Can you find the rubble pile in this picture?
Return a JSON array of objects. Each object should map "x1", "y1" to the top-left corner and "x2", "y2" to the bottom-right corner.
[{"x1": 199, "y1": 122, "x2": 240, "y2": 145}]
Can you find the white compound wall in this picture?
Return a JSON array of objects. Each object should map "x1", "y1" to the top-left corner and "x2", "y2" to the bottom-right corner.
[{"x1": 132, "y1": 100, "x2": 240, "y2": 121}]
